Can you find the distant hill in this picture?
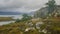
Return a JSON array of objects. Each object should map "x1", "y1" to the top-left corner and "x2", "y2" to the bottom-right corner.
[
  {"x1": 0, "y1": 12, "x2": 23, "y2": 15},
  {"x1": 0, "y1": 11, "x2": 35, "y2": 15},
  {"x1": 27, "y1": 11, "x2": 35, "y2": 15}
]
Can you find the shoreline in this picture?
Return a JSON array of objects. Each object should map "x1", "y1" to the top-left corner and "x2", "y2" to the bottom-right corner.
[{"x1": 0, "y1": 17, "x2": 16, "y2": 22}]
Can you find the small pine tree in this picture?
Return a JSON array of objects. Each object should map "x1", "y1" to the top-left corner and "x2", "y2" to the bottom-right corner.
[{"x1": 46, "y1": 0, "x2": 56, "y2": 16}]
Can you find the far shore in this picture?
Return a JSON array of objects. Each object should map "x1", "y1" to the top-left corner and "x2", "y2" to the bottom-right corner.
[{"x1": 0, "y1": 17, "x2": 16, "y2": 22}]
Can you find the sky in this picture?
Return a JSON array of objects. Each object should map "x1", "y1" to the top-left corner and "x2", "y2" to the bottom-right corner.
[{"x1": 0, "y1": 0, "x2": 60, "y2": 13}]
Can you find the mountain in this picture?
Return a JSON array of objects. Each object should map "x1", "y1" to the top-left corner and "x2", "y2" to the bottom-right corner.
[
  {"x1": 0, "y1": 12, "x2": 23, "y2": 15},
  {"x1": 27, "y1": 11, "x2": 35, "y2": 15},
  {"x1": 0, "y1": 11, "x2": 35, "y2": 15}
]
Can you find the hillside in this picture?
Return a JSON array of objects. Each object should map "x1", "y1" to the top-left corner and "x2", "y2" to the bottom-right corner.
[
  {"x1": 34, "y1": 5, "x2": 60, "y2": 18},
  {"x1": 0, "y1": 17, "x2": 60, "y2": 34},
  {"x1": 0, "y1": 18, "x2": 43, "y2": 34}
]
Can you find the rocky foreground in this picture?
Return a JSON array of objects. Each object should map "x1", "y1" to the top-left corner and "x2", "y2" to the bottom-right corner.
[{"x1": 0, "y1": 17, "x2": 60, "y2": 34}]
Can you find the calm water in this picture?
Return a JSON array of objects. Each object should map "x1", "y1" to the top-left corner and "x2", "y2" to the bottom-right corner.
[
  {"x1": 0, "y1": 15, "x2": 23, "y2": 19},
  {"x1": 0, "y1": 15, "x2": 23, "y2": 25},
  {"x1": 0, "y1": 21, "x2": 15, "y2": 25}
]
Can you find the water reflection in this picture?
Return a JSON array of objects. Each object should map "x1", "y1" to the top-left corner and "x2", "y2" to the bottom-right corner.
[{"x1": 0, "y1": 21, "x2": 15, "y2": 25}]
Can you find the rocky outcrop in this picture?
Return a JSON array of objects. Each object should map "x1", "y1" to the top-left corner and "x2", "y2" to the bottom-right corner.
[{"x1": 34, "y1": 5, "x2": 60, "y2": 18}]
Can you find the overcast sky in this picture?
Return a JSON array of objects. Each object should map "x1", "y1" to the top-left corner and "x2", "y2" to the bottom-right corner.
[{"x1": 0, "y1": 0, "x2": 60, "y2": 13}]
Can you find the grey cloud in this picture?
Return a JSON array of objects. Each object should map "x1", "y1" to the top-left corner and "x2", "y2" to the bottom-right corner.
[{"x1": 0, "y1": 0, "x2": 60, "y2": 12}]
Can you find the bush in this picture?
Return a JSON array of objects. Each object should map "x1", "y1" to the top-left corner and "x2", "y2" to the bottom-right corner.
[
  {"x1": 21, "y1": 14, "x2": 32, "y2": 21},
  {"x1": 15, "y1": 19, "x2": 21, "y2": 22}
]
